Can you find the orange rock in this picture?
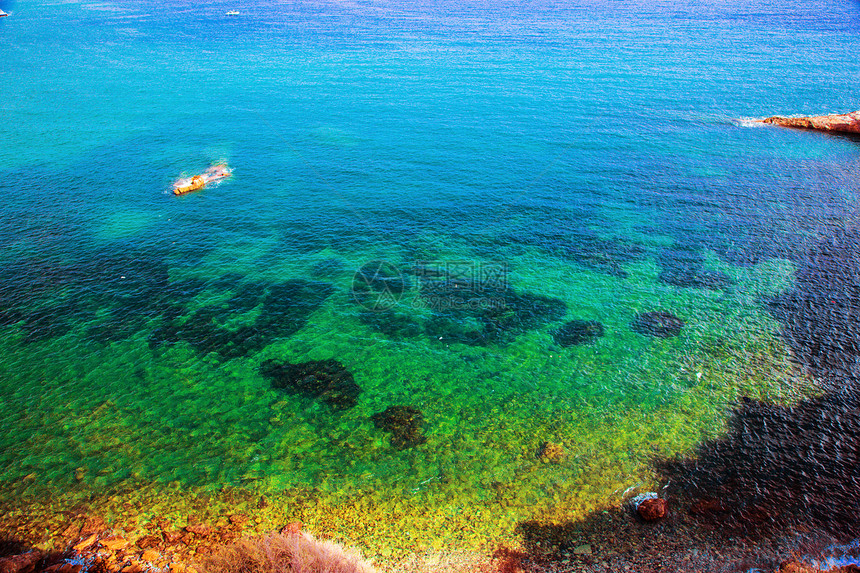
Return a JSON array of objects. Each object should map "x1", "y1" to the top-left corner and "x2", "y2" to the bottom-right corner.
[
  {"x1": 121, "y1": 564, "x2": 143, "y2": 573},
  {"x1": 637, "y1": 498, "x2": 668, "y2": 521},
  {"x1": 60, "y1": 523, "x2": 82, "y2": 540},
  {"x1": 228, "y1": 514, "x2": 248, "y2": 526},
  {"x1": 760, "y1": 110, "x2": 860, "y2": 134},
  {"x1": 141, "y1": 550, "x2": 159, "y2": 562},
  {"x1": 100, "y1": 537, "x2": 130, "y2": 551},
  {"x1": 73, "y1": 534, "x2": 98, "y2": 552}
]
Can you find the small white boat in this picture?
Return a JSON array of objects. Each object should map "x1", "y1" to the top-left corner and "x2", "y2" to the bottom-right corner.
[
  {"x1": 0, "y1": 10, "x2": 8, "y2": 17},
  {"x1": 225, "y1": 10, "x2": 240, "y2": 15}
]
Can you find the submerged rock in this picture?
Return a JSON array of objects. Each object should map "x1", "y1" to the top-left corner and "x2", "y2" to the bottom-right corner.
[
  {"x1": 759, "y1": 110, "x2": 860, "y2": 134},
  {"x1": 537, "y1": 441, "x2": 565, "y2": 462},
  {"x1": 371, "y1": 405, "x2": 426, "y2": 449},
  {"x1": 656, "y1": 246, "x2": 732, "y2": 290},
  {"x1": 631, "y1": 311, "x2": 684, "y2": 338},
  {"x1": 513, "y1": 230, "x2": 645, "y2": 279},
  {"x1": 261, "y1": 359, "x2": 361, "y2": 409},
  {"x1": 552, "y1": 319, "x2": 604, "y2": 346},
  {"x1": 358, "y1": 309, "x2": 423, "y2": 339}
]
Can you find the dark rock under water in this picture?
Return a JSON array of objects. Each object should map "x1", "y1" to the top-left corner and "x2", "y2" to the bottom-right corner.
[
  {"x1": 261, "y1": 358, "x2": 361, "y2": 410},
  {"x1": 631, "y1": 311, "x2": 684, "y2": 338},
  {"x1": 552, "y1": 319, "x2": 605, "y2": 346},
  {"x1": 371, "y1": 405, "x2": 427, "y2": 449}
]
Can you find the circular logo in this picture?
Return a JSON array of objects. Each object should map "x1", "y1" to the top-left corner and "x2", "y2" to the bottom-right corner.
[{"x1": 351, "y1": 261, "x2": 409, "y2": 311}]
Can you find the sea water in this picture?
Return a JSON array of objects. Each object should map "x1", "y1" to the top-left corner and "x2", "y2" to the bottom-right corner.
[{"x1": 1, "y1": 0, "x2": 859, "y2": 558}]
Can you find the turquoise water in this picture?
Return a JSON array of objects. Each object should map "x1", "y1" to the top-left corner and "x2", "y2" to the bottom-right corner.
[{"x1": 1, "y1": 0, "x2": 860, "y2": 555}]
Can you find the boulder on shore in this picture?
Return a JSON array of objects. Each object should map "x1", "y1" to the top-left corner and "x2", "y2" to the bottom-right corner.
[{"x1": 759, "y1": 110, "x2": 860, "y2": 134}]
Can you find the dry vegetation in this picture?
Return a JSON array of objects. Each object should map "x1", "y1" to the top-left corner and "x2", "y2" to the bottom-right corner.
[{"x1": 197, "y1": 531, "x2": 378, "y2": 573}]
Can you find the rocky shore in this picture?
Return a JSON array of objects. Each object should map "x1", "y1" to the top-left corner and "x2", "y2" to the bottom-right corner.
[
  {"x1": 1, "y1": 492, "x2": 858, "y2": 573},
  {"x1": 757, "y1": 111, "x2": 860, "y2": 134}
]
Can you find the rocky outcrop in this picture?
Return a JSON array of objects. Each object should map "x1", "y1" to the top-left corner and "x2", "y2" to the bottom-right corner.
[{"x1": 759, "y1": 111, "x2": 860, "y2": 134}]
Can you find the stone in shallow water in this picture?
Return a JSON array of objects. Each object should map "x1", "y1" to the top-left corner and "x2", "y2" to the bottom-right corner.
[
  {"x1": 371, "y1": 405, "x2": 426, "y2": 449},
  {"x1": 631, "y1": 311, "x2": 684, "y2": 338},
  {"x1": 260, "y1": 359, "x2": 361, "y2": 409},
  {"x1": 552, "y1": 319, "x2": 605, "y2": 346},
  {"x1": 656, "y1": 246, "x2": 732, "y2": 290}
]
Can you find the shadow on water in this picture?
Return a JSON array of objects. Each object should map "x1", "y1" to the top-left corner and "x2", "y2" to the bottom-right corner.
[
  {"x1": 509, "y1": 228, "x2": 860, "y2": 571},
  {"x1": 659, "y1": 229, "x2": 860, "y2": 534},
  {"x1": 0, "y1": 537, "x2": 69, "y2": 573}
]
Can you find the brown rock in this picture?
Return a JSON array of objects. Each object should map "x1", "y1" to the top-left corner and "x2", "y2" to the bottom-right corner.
[
  {"x1": 121, "y1": 564, "x2": 143, "y2": 573},
  {"x1": 136, "y1": 535, "x2": 160, "y2": 549},
  {"x1": 637, "y1": 498, "x2": 668, "y2": 521},
  {"x1": 228, "y1": 514, "x2": 248, "y2": 526},
  {"x1": 0, "y1": 552, "x2": 43, "y2": 573},
  {"x1": 43, "y1": 564, "x2": 82, "y2": 573},
  {"x1": 184, "y1": 524, "x2": 212, "y2": 537},
  {"x1": 760, "y1": 110, "x2": 860, "y2": 134}
]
